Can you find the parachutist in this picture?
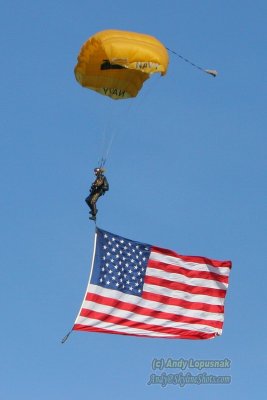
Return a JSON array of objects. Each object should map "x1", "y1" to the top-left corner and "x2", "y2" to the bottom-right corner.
[{"x1": 85, "y1": 168, "x2": 109, "y2": 221}]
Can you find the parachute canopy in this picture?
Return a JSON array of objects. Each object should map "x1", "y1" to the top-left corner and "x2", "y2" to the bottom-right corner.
[{"x1": 74, "y1": 29, "x2": 169, "y2": 100}]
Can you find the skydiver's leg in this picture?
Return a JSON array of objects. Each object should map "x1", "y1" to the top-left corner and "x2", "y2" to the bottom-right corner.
[
  {"x1": 89, "y1": 193, "x2": 101, "y2": 216},
  {"x1": 85, "y1": 194, "x2": 95, "y2": 215},
  {"x1": 85, "y1": 195, "x2": 91, "y2": 208}
]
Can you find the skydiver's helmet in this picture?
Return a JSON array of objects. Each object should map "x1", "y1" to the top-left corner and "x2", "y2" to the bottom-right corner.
[{"x1": 94, "y1": 167, "x2": 105, "y2": 175}]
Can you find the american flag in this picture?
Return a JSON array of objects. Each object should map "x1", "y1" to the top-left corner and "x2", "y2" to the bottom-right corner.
[{"x1": 73, "y1": 227, "x2": 232, "y2": 339}]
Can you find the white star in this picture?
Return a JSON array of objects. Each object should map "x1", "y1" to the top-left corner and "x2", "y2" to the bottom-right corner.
[
  {"x1": 106, "y1": 280, "x2": 110, "y2": 285},
  {"x1": 129, "y1": 286, "x2": 133, "y2": 291}
]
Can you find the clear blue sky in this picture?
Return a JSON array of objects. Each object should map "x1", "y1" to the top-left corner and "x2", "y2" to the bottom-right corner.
[{"x1": 1, "y1": 1, "x2": 266, "y2": 399}]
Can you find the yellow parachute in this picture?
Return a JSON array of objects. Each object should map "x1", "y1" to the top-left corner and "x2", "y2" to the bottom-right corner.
[{"x1": 74, "y1": 29, "x2": 169, "y2": 100}]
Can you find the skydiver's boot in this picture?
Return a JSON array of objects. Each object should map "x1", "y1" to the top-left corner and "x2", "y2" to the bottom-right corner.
[
  {"x1": 89, "y1": 208, "x2": 97, "y2": 221},
  {"x1": 88, "y1": 202, "x2": 96, "y2": 218}
]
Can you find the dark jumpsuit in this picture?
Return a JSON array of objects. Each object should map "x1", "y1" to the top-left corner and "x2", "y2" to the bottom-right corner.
[{"x1": 85, "y1": 174, "x2": 109, "y2": 217}]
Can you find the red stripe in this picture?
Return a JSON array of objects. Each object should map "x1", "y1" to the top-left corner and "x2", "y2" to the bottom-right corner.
[
  {"x1": 142, "y1": 291, "x2": 224, "y2": 314},
  {"x1": 86, "y1": 293, "x2": 223, "y2": 329},
  {"x1": 151, "y1": 246, "x2": 232, "y2": 269},
  {"x1": 73, "y1": 324, "x2": 216, "y2": 340},
  {"x1": 145, "y1": 275, "x2": 227, "y2": 298},
  {"x1": 79, "y1": 308, "x2": 218, "y2": 338},
  {"x1": 148, "y1": 259, "x2": 229, "y2": 284}
]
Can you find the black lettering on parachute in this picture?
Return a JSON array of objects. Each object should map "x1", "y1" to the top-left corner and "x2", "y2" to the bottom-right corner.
[{"x1": 103, "y1": 88, "x2": 126, "y2": 98}]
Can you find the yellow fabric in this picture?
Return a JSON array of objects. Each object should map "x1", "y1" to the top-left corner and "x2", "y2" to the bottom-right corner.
[{"x1": 74, "y1": 29, "x2": 169, "y2": 100}]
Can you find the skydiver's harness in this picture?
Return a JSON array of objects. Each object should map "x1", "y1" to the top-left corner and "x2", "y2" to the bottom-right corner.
[{"x1": 90, "y1": 175, "x2": 109, "y2": 195}]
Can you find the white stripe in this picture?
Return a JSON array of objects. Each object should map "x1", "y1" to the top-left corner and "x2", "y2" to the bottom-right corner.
[
  {"x1": 147, "y1": 266, "x2": 228, "y2": 290},
  {"x1": 86, "y1": 284, "x2": 224, "y2": 322},
  {"x1": 75, "y1": 315, "x2": 177, "y2": 337},
  {"x1": 150, "y1": 251, "x2": 231, "y2": 276},
  {"x1": 82, "y1": 301, "x2": 219, "y2": 334},
  {"x1": 143, "y1": 283, "x2": 225, "y2": 306}
]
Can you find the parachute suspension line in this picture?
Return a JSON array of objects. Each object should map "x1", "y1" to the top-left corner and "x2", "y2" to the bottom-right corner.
[
  {"x1": 166, "y1": 47, "x2": 218, "y2": 77},
  {"x1": 98, "y1": 156, "x2": 106, "y2": 168},
  {"x1": 101, "y1": 128, "x2": 116, "y2": 165},
  {"x1": 98, "y1": 99, "x2": 134, "y2": 168},
  {"x1": 97, "y1": 103, "x2": 117, "y2": 168},
  {"x1": 105, "y1": 99, "x2": 133, "y2": 163},
  {"x1": 138, "y1": 73, "x2": 162, "y2": 106}
]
